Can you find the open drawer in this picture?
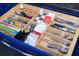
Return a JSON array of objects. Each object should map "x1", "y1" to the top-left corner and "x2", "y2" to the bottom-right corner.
[{"x1": 0, "y1": 3, "x2": 79, "y2": 56}]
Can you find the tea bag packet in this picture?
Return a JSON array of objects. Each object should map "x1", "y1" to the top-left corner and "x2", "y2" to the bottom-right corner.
[
  {"x1": 24, "y1": 32, "x2": 39, "y2": 46},
  {"x1": 63, "y1": 39, "x2": 71, "y2": 46},
  {"x1": 15, "y1": 11, "x2": 22, "y2": 16},
  {"x1": 43, "y1": 12, "x2": 55, "y2": 24},
  {"x1": 48, "y1": 43, "x2": 68, "y2": 54},
  {"x1": 27, "y1": 20, "x2": 37, "y2": 31},
  {"x1": 34, "y1": 22, "x2": 47, "y2": 34},
  {"x1": 15, "y1": 11, "x2": 33, "y2": 19},
  {"x1": 15, "y1": 11, "x2": 26, "y2": 17},
  {"x1": 47, "y1": 43, "x2": 60, "y2": 51},
  {"x1": 59, "y1": 45, "x2": 69, "y2": 54},
  {"x1": 64, "y1": 34, "x2": 74, "y2": 41},
  {"x1": 28, "y1": 24, "x2": 35, "y2": 31},
  {"x1": 5, "y1": 15, "x2": 20, "y2": 21},
  {"x1": 3, "y1": 18, "x2": 13, "y2": 24},
  {"x1": 36, "y1": 8, "x2": 48, "y2": 23},
  {"x1": 0, "y1": 24, "x2": 19, "y2": 36},
  {"x1": 15, "y1": 17, "x2": 29, "y2": 24}
]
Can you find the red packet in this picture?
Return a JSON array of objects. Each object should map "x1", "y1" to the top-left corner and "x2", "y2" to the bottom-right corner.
[
  {"x1": 32, "y1": 30, "x2": 41, "y2": 37},
  {"x1": 43, "y1": 16, "x2": 51, "y2": 24}
]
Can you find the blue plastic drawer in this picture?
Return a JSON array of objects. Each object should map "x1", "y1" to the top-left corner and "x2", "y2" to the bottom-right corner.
[{"x1": 0, "y1": 32, "x2": 52, "y2": 56}]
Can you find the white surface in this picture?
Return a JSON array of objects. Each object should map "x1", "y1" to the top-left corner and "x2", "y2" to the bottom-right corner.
[{"x1": 34, "y1": 23, "x2": 47, "y2": 34}]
